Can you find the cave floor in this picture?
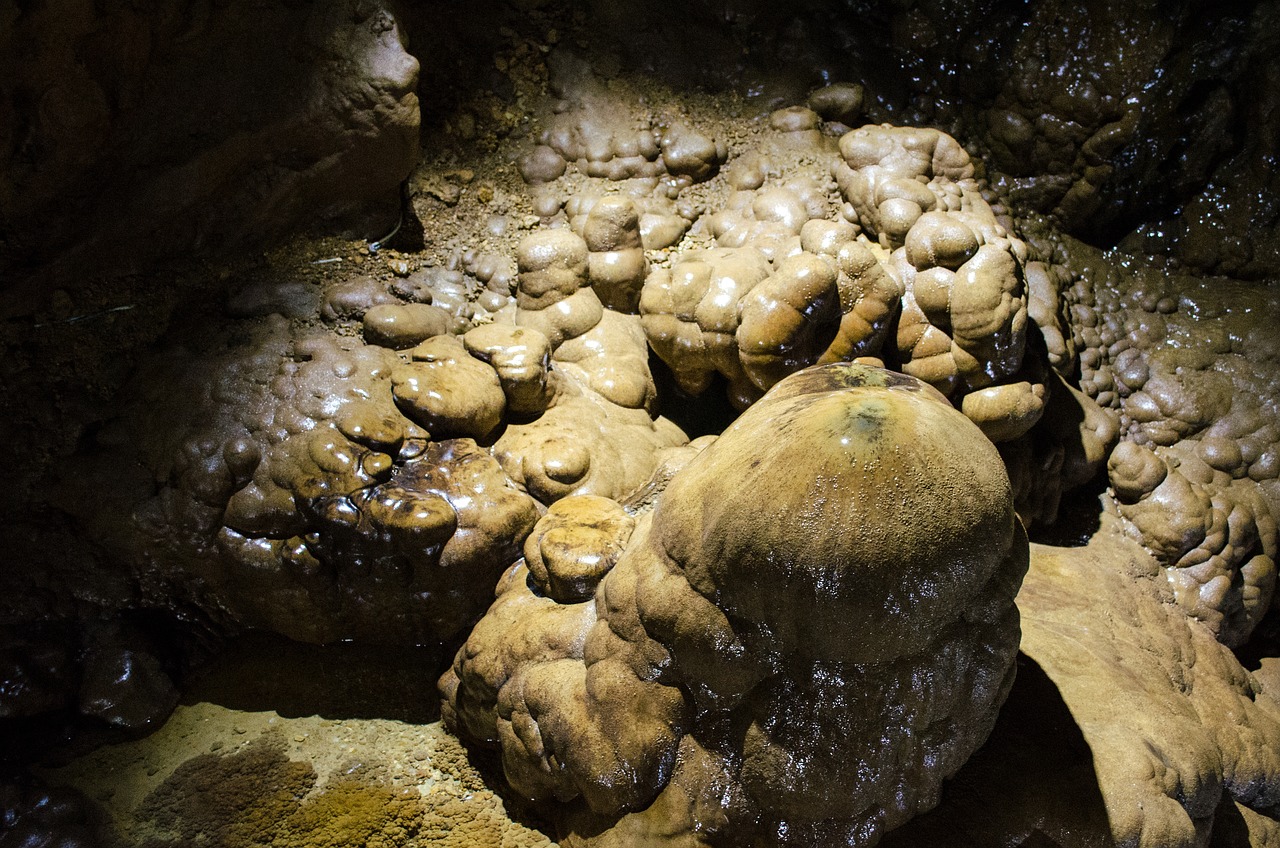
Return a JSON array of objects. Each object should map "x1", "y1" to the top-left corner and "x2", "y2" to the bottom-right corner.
[
  {"x1": 28, "y1": 542, "x2": 1127, "y2": 848},
  {"x1": 38, "y1": 701, "x2": 556, "y2": 848}
]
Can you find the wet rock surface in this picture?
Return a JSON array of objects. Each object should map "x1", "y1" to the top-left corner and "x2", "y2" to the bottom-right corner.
[
  {"x1": 1050, "y1": 238, "x2": 1280, "y2": 646},
  {"x1": 443, "y1": 363, "x2": 1029, "y2": 846},
  {"x1": 1019, "y1": 526, "x2": 1280, "y2": 848},
  {"x1": 3, "y1": 1, "x2": 1280, "y2": 846}
]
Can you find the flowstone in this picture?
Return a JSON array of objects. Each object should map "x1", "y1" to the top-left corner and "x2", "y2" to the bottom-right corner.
[
  {"x1": 443, "y1": 363, "x2": 1029, "y2": 846},
  {"x1": 57, "y1": 258, "x2": 686, "y2": 654}
]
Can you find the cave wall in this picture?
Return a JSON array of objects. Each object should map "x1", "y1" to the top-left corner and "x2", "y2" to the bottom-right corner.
[
  {"x1": 3, "y1": 0, "x2": 1277, "y2": 291},
  {"x1": 0, "y1": 0, "x2": 420, "y2": 292}
]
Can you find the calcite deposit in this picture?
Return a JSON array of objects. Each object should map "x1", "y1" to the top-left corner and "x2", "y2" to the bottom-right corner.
[
  {"x1": 1019, "y1": 527, "x2": 1280, "y2": 848},
  {"x1": 58, "y1": 260, "x2": 685, "y2": 652},
  {"x1": 1044, "y1": 238, "x2": 1280, "y2": 647},
  {"x1": 495, "y1": 228, "x2": 687, "y2": 503},
  {"x1": 4, "y1": 3, "x2": 1280, "y2": 847},
  {"x1": 443, "y1": 363, "x2": 1029, "y2": 846},
  {"x1": 638, "y1": 123, "x2": 1037, "y2": 416},
  {"x1": 635, "y1": 119, "x2": 1108, "y2": 529}
]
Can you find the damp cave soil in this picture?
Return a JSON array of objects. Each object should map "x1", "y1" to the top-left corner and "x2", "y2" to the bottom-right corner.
[{"x1": 26, "y1": 632, "x2": 560, "y2": 848}]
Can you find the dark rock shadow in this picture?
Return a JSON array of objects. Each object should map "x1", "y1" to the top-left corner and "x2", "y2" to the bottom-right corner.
[
  {"x1": 389, "y1": 184, "x2": 427, "y2": 253},
  {"x1": 648, "y1": 352, "x2": 740, "y2": 439},
  {"x1": 179, "y1": 631, "x2": 447, "y2": 724},
  {"x1": 1235, "y1": 606, "x2": 1280, "y2": 673},
  {"x1": 1027, "y1": 482, "x2": 1105, "y2": 548},
  {"x1": 881, "y1": 653, "x2": 1116, "y2": 848}
]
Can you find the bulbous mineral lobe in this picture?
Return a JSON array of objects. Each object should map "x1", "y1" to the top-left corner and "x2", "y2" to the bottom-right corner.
[
  {"x1": 443, "y1": 362, "x2": 1029, "y2": 846},
  {"x1": 392, "y1": 335, "x2": 507, "y2": 441},
  {"x1": 703, "y1": 176, "x2": 833, "y2": 264},
  {"x1": 581, "y1": 196, "x2": 648, "y2": 312},
  {"x1": 638, "y1": 121, "x2": 1044, "y2": 459},
  {"x1": 463, "y1": 324, "x2": 554, "y2": 418},
  {"x1": 834, "y1": 126, "x2": 1031, "y2": 401},
  {"x1": 736, "y1": 252, "x2": 841, "y2": 391},
  {"x1": 524, "y1": 495, "x2": 636, "y2": 603},
  {"x1": 534, "y1": 53, "x2": 666, "y2": 183},
  {"x1": 959, "y1": 381, "x2": 1046, "y2": 444},
  {"x1": 654, "y1": 363, "x2": 1025, "y2": 666},
  {"x1": 1056, "y1": 236, "x2": 1280, "y2": 646},
  {"x1": 514, "y1": 229, "x2": 605, "y2": 350},
  {"x1": 362, "y1": 302, "x2": 452, "y2": 349},
  {"x1": 493, "y1": 309, "x2": 684, "y2": 504},
  {"x1": 807, "y1": 82, "x2": 865, "y2": 126},
  {"x1": 564, "y1": 192, "x2": 692, "y2": 253},
  {"x1": 57, "y1": 312, "x2": 545, "y2": 646},
  {"x1": 529, "y1": 50, "x2": 725, "y2": 187},
  {"x1": 76, "y1": 620, "x2": 179, "y2": 732},
  {"x1": 813, "y1": 233, "x2": 904, "y2": 367},
  {"x1": 639, "y1": 246, "x2": 774, "y2": 405}
]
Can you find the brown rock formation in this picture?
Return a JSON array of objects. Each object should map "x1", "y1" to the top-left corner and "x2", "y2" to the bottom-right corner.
[{"x1": 443, "y1": 363, "x2": 1029, "y2": 846}]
